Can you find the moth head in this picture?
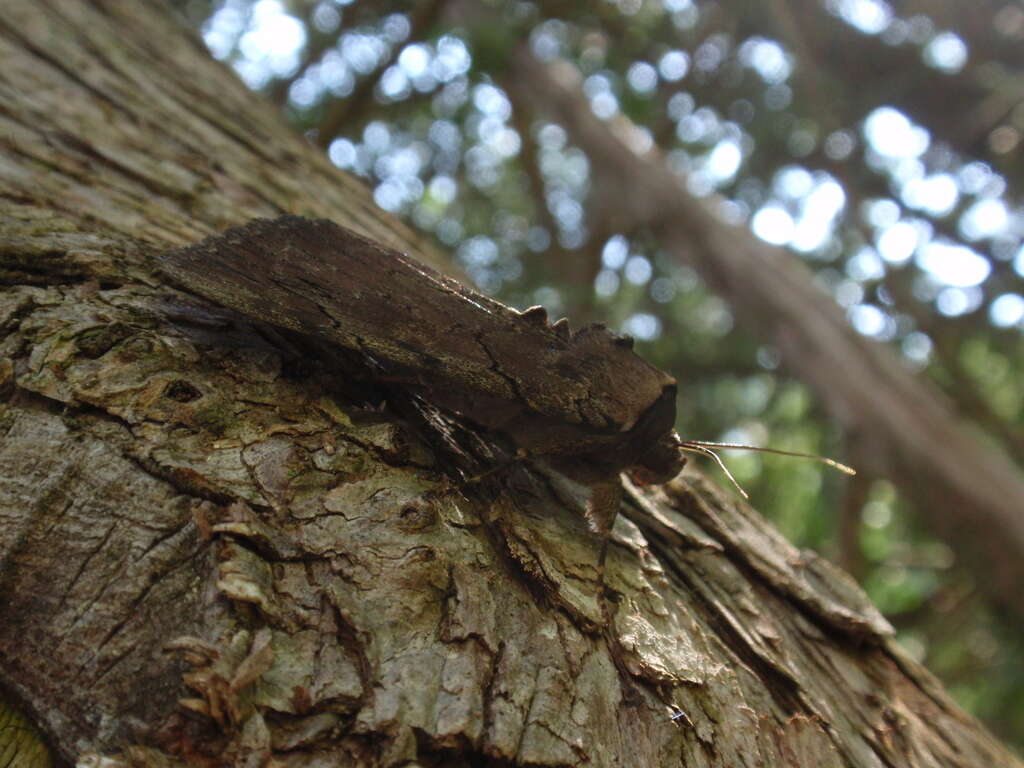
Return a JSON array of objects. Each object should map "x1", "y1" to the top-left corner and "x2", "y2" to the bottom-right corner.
[{"x1": 629, "y1": 431, "x2": 687, "y2": 486}]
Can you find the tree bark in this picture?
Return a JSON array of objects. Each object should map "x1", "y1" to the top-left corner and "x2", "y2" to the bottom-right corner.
[{"x1": 0, "y1": 3, "x2": 1018, "y2": 767}]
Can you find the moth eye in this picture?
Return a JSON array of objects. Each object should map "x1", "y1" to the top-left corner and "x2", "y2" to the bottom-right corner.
[{"x1": 613, "y1": 334, "x2": 635, "y2": 350}]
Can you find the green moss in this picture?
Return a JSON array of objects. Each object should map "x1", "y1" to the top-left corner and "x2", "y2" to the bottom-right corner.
[
  {"x1": 0, "y1": 690, "x2": 53, "y2": 768},
  {"x1": 75, "y1": 323, "x2": 133, "y2": 358},
  {"x1": 0, "y1": 406, "x2": 14, "y2": 436},
  {"x1": 194, "y1": 400, "x2": 235, "y2": 437}
]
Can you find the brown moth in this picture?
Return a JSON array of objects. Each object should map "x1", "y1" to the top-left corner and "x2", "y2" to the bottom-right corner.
[{"x1": 160, "y1": 216, "x2": 850, "y2": 547}]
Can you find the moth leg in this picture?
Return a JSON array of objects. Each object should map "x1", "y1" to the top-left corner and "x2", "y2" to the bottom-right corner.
[
  {"x1": 585, "y1": 475, "x2": 624, "y2": 619},
  {"x1": 460, "y1": 448, "x2": 529, "y2": 487},
  {"x1": 585, "y1": 477, "x2": 623, "y2": 565},
  {"x1": 588, "y1": 478, "x2": 646, "y2": 705}
]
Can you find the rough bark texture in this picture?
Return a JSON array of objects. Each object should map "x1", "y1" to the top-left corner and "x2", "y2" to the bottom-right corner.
[{"x1": 0, "y1": 2, "x2": 1019, "y2": 767}]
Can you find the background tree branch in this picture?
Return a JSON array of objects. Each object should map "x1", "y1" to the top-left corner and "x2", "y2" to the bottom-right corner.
[{"x1": 505, "y1": 48, "x2": 1024, "y2": 623}]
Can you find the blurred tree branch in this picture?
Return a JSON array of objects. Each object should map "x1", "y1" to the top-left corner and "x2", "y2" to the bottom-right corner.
[
  {"x1": 315, "y1": 0, "x2": 447, "y2": 146},
  {"x1": 505, "y1": 45, "x2": 1024, "y2": 622}
]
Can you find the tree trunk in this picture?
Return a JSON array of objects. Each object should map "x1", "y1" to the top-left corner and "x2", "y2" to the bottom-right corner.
[{"x1": 0, "y1": 3, "x2": 1018, "y2": 767}]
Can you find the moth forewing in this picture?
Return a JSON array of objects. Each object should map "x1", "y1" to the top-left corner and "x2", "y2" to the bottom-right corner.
[{"x1": 160, "y1": 216, "x2": 680, "y2": 486}]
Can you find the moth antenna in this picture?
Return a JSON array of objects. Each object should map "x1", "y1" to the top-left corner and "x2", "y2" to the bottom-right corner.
[
  {"x1": 678, "y1": 443, "x2": 749, "y2": 499},
  {"x1": 680, "y1": 441, "x2": 856, "y2": 476}
]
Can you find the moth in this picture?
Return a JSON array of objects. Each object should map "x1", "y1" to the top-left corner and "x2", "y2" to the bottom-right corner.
[{"x1": 161, "y1": 216, "x2": 851, "y2": 547}]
